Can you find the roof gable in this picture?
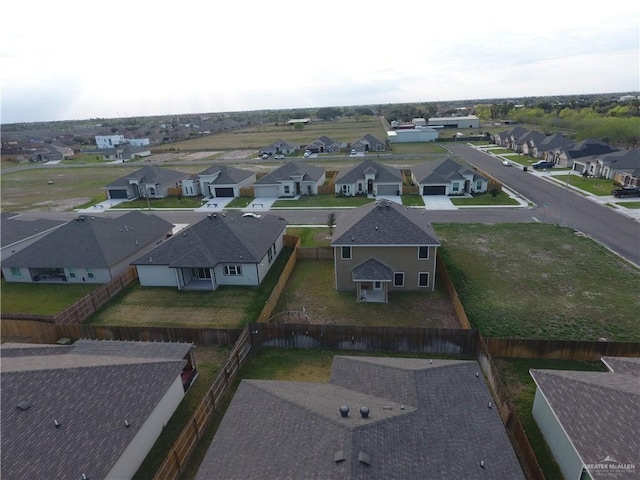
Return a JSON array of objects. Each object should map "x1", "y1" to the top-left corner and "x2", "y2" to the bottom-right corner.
[
  {"x1": 335, "y1": 159, "x2": 402, "y2": 184},
  {"x1": 107, "y1": 165, "x2": 189, "y2": 187},
  {"x1": 411, "y1": 158, "x2": 480, "y2": 184},
  {"x1": 255, "y1": 161, "x2": 325, "y2": 185}
]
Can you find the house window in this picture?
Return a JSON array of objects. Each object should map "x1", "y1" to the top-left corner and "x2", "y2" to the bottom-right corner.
[
  {"x1": 418, "y1": 246, "x2": 429, "y2": 260},
  {"x1": 191, "y1": 268, "x2": 211, "y2": 279},
  {"x1": 341, "y1": 185, "x2": 350, "y2": 194},
  {"x1": 418, "y1": 272, "x2": 429, "y2": 288},
  {"x1": 476, "y1": 181, "x2": 482, "y2": 190},
  {"x1": 86, "y1": 268, "x2": 95, "y2": 279},
  {"x1": 68, "y1": 268, "x2": 76, "y2": 278},
  {"x1": 452, "y1": 183, "x2": 460, "y2": 192},
  {"x1": 284, "y1": 185, "x2": 290, "y2": 194},
  {"x1": 394, "y1": 272, "x2": 404, "y2": 287},
  {"x1": 341, "y1": 246, "x2": 351, "y2": 259},
  {"x1": 224, "y1": 265, "x2": 243, "y2": 276},
  {"x1": 268, "y1": 242, "x2": 276, "y2": 263},
  {"x1": 10, "y1": 267, "x2": 22, "y2": 278}
]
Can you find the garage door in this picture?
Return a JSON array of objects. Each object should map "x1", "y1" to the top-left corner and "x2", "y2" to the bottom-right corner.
[
  {"x1": 108, "y1": 189, "x2": 128, "y2": 199},
  {"x1": 253, "y1": 186, "x2": 279, "y2": 198},
  {"x1": 214, "y1": 187, "x2": 234, "y2": 197},
  {"x1": 422, "y1": 186, "x2": 446, "y2": 195},
  {"x1": 377, "y1": 184, "x2": 399, "y2": 195}
]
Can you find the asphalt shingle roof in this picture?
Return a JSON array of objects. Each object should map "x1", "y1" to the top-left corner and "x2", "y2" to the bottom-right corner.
[
  {"x1": 195, "y1": 356, "x2": 525, "y2": 480},
  {"x1": 335, "y1": 159, "x2": 402, "y2": 184},
  {"x1": 332, "y1": 200, "x2": 440, "y2": 246},
  {"x1": 1, "y1": 340, "x2": 189, "y2": 480},
  {"x1": 131, "y1": 212, "x2": 287, "y2": 267},
  {"x1": 351, "y1": 258, "x2": 393, "y2": 281},
  {"x1": 197, "y1": 165, "x2": 254, "y2": 184},
  {"x1": 530, "y1": 367, "x2": 640, "y2": 479},
  {"x1": 411, "y1": 157, "x2": 484, "y2": 185},
  {"x1": 254, "y1": 161, "x2": 325, "y2": 185},
  {"x1": 1, "y1": 212, "x2": 65, "y2": 249},
  {"x1": 2, "y1": 211, "x2": 173, "y2": 269},
  {"x1": 106, "y1": 165, "x2": 189, "y2": 188}
]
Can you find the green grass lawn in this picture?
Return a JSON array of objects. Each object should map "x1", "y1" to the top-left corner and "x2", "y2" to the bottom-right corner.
[
  {"x1": 112, "y1": 196, "x2": 203, "y2": 209},
  {"x1": 1, "y1": 280, "x2": 97, "y2": 315},
  {"x1": 496, "y1": 358, "x2": 608, "y2": 480},
  {"x1": 401, "y1": 194, "x2": 425, "y2": 206},
  {"x1": 272, "y1": 194, "x2": 374, "y2": 208},
  {"x1": 386, "y1": 143, "x2": 450, "y2": 155},
  {"x1": 551, "y1": 174, "x2": 618, "y2": 196},
  {"x1": 62, "y1": 153, "x2": 109, "y2": 164},
  {"x1": 434, "y1": 223, "x2": 640, "y2": 341},
  {"x1": 450, "y1": 191, "x2": 520, "y2": 206},
  {"x1": 617, "y1": 201, "x2": 640, "y2": 209},
  {"x1": 286, "y1": 226, "x2": 332, "y2": 247},
  {"x1": 224, "y1": 196, "x2": 253, "y2": 208}
]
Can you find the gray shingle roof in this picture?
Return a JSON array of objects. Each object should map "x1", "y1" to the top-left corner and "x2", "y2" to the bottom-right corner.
[
  {"x1": 335, "y1": 159, "x2": 402, "y2": 184},
  {"x1": 411, "y1": 157, "x2": 484, "y2": 185},
  {"x1": 561, "y1": 139, "x2": 619, "y2": 159},
  {"x1": 601, "y1": 356, "x2": 640, "y2": 376},
  {"x1": 195, "y1": 356, "x2": 525, "y2": 480},
  {"x1": 2, "y1": 211, "x2": 173, "y2": 269},
  {"x1": 131, "y1": 212, "x2": 287, "y2": 267},
  {"x1": 254, "y1": 161, "x2": 325, "y2": 185},
  {"x1": 332, "y1": 200, "x2": 440, "y2": 246},
  {"x1": 351, "y1": 258, "x2": 393, "y2": 281},
  {"x1": 1, "y1": 341, "x2": 189, "y2": 480},
  {"x1": 1, "y1": 213, "x2": 65, "y2": 249},
  {"x1": 530, "y1": 367, "x2": 640, "y2": 478},
  {"x1": 197, "y1": 165, "x2": 255, "y2": 184},
  {"x1": 536, "y1": 133, "x2": 573, "y2": 151},
  {"x1": 106, "y1": 165, "x2": 189, "y2": 187}
]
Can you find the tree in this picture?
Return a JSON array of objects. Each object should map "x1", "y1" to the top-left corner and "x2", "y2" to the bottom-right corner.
[{"x1": 327, "y1": 212, "x2": 336, "y2": 238}]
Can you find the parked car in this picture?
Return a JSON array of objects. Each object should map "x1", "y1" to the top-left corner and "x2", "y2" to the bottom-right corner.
[
  {"x1": 532, "y1": 160, "x2": 555, "y2": 170},
  {"x1": 502, "y1": 160, "x2": 513, "y2": 166},
  {"x1": 303, "y1": 150, "x2": 311, "y2": 158},
  {"x1": 611, "y1": 186, "x2": 640, "y2": 198},
  {"x1": 274, "y1": 154, "x2": 285, "y2": 160},
  {"x1": 350, "y1": 149, "x2": 357, "y2": 156}
]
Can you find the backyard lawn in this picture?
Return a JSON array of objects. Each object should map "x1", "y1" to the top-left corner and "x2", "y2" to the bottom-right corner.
[{"x1": 1, "y1": 280, "x2": 96, "y2": 315}]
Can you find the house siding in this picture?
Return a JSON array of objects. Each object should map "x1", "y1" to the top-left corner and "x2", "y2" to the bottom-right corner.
[
  {"x1": 213, "y1": 263, "x2": 259, "y2": 286},
  {"x1": 333, "y1": 245, "x2": 437, "y2": 292},
  {"x1": 136, "y1": 264, "x2": 176, "y2": 287},
  {"x1": 532, "y1": 390, "x2": 584, "y2": 480}
]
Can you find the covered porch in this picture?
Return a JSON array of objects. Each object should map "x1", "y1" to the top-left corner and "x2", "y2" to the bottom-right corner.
[{"x1": 352, "y1": 258, "x2": 393, "y2": 303}]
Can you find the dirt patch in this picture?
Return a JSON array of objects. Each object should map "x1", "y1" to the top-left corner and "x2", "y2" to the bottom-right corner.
[
  {"x1": 218, "y1": 150, "x2": 256, "y2": 160},
  {"x1": 29, "y1": 198, "x2": 92, "y2": 212}
]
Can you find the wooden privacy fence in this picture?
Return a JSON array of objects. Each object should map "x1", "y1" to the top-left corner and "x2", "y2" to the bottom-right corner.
[
  {"x1": 297, "y1": 246, "x2": 333, "y2": 260},
  {"x1": 486, "y1": 337, "x2": 640, "y2": 361},
  {"x1": 436, "y1": 251, "x2": 472, "y2": 329},
  {"x1": 152, "y1": 325, "x2": 253, "y2": 480}
]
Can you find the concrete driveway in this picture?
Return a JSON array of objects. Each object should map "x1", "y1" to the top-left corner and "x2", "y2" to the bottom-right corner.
[
  {"x1": 195, "y1": 197, "x2": 235, "y2": 212},
  {"x1": 422, "y1": 195, "x2": 457, "y2": 210},
  {"x1": 242, "y1": 198, "x2": 278, "y2": 212}
]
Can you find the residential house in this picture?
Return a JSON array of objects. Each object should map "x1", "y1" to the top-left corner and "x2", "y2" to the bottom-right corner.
[
  {"x1": 518, "y1": 130, "x2": 546, "y2": 156},
  {"x1": 131, "y1": 212, "x2": 287, "y2": 291},
  {"x1": 106, "y1": 165, "x2": 191, "y2": 200},
  {"x1": 1, "y1": 212, "x2": 66, "y2": 261},
  {"x1": 253, "y1": 161, "x2": 325, "y2": 198},
  {"x1": 351, "y1": 133, "x2": 386, "y2": 152},
  {"x1": 194, "y1": 356, "x2": 525, "y2": 480},
  {"x1": 1, "y1": 211, "x2": 173, "y2": 283},
  {"x1": 572, "y1": 148, "x2": 639, "y2": 180},
  {"x1": 1, "y1": 339, "x2": 195, "y2": 480},
  {"x1": 411, "y1": 158, "x2": 488, "y2": 196},
  {"x1": 531, "y1": 133, "x2": 574, "y2": 160},
  {"x1": 305, "y1": 135, "x2": 343, "y2": 153},
  {"x1": 28, "y1": 145, "x2": 64, "y2": 163},
  {"x1": 181, "y1": 165, "x2": 256, "y2": 198},
  {"x1": 261, "y1": 139, "x2": 298, "y2": 155},
  {"x1": 334, "y1": 159, "x2": 403, "y2": 197},
  {"x1": 493, "y1": 126, "x2": 528, "y2": 148},
  {"x1": 91, "y1": 135, "x2": 151, "y2": 161},
  {"x1": 331, "y1": 200, "x2": 440, "y2": 301},
  {"x1": 551, "y1": 139, "x2": 619, "y2": 169},
  {"x1": 530, "y1": 357, "x2": 639, "y2": 480}
]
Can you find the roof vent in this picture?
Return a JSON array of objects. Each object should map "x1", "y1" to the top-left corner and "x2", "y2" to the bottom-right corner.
[
  {"x1": 488, "y1": 401, "x2": 492, "y2": 409},
  {"x1": 54, "y1": 420, "x2": 61, "y2": 428},
  {"x1": 480, "y1": 460, "x2": 485, "y2": 469},
  {"x1": 82, "y1": 474, "x2": 89, "y2": 480},
  {"x1": 358, "y1": 452, "x2": 371, "y2": 466},
  {"x1": 334, "y1": 450, "x2": 345, "y2": 463},
  {"x1": 475, "y1": 372, "x2": 479, "y2": 377},
  {"x1": 17, "y1": 400, "x2": 31, "y2": 411},
  {"x1": 124, "y1": 419, "x2": 131, "y2": 428},
  {"x1": 339, "y1": 405, "x2": 349, "y2": 417},
  {"x1": 360, "y1": 406, "x2": 370, "y2": 418}
]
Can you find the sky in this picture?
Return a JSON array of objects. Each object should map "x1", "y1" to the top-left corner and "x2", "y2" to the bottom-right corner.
[{"x1": 1, "y1": 0, "x2": 639, "y2": 124}]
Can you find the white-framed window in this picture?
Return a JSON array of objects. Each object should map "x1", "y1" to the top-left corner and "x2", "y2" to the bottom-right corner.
[
  {"x1": 10, "y1": 267, "x2": 22, "y2": 278},
  {"x1": 476, "y1": 181, "x2": 483, "y2": 190},
  {"x1": 452, "y1": 183, "x2": 460, "y2": 192},
  {"x1": 224, "y1": 265, "x2": 243, "y2": 276},
  {"x1": 341, "y1": 184, "x2": 350, "y2": 194},
  {"x1": 418, "y1": 272, "x2": 429, "y2": 288},
  {"x1": 341, "y1": 246, "x2": 351, "y2": 259},
  {"x1": 191, "y1": 267, "x2": 211, "y2": 279},
  {"x1": 284, "y1": 185, "x2": 290, "y2": 194},
  {"x1": 68, "y1": 268, "x2": 76, "y2": 278},
  {"x1": 268, "y1": 242, "x2": 276, "y2": 263},
  {"x1": 418, "y1": 246, "x2": 429, "y2": 260},
  {"x1": 86, "y1": 268, "x2": 95, "y2": 279},
  {"x1": 393, "y1": 272, "x2": 404, "y2": 287}
]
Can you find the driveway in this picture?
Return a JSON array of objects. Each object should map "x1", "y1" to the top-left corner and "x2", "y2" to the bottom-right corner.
[
  {"x1": 423, "y1": 195, "x2": 457, "y2": 210},
  {"x1": 195, "y1": 197, "x2": 235, "y2": 212},
  {"x1": 242, "y1": 198, "x2": 278, "y2": 212}
]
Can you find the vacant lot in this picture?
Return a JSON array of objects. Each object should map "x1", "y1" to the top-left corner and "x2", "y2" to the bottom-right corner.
[{"x1": 434, "y1": 223, "x2": 640, "y2": 341}]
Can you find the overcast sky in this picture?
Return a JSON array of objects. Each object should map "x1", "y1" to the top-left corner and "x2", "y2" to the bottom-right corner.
[{"x1": 1, "y1": 0, "x2": 638, "y2": 124}]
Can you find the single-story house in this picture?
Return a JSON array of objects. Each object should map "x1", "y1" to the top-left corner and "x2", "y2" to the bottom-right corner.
[
  {"x1": 331, "y1": 200, "x2": 440, "y2": 301},
  {"x1": 530, "y1": 357, "x2": 639, "y2": 480},
  {"x1": 493, "y1": 126, "x2": 528, "y2": 148},
  {"x1": 551, "y1": 139, "x2": 619, "y2": 169},
  {"x1": 334, "y1": 159, "x2": 403, "y2": 197},
  {"x1": 411, "y1": 158, "x2": 488, "y2": 196},
  {"x1": 106, "y1": 165, "x2": 191, "y2": 200},
  {"x1": 28, "y1": 145, "x2": 63, "y2": 163},
  {"x1": 261, "y1": 140, "x2": 298, "y2": 155},
  {"x1": 351, "y1": 133, "x2": 386, "y2": 152},
  {"x1": 305, "y1": 135, "x2": 342, "y2": 153},
  {"x1": 517, "y1": 130, "x2": 546, "y2": 155},
  {"x1": 1, "y1": 211, "x2": 174, "y2": 283},
  {"x1": 181, "y1": 165, "x2": 256, "y2": 198},
  {"x1": 132, "y1": 212, "x2": 287, "y2": 291},
  {"x1": 531, "y1": 133, "x2": 574, "y2": 160},
  {"x1": 571, "y1": 148, "x2": 639, "y2": 179},
  {"x1": 1, "y1": 339, "x2": 195, "y2": 480},
  {"x1": 253, "y1": 161, "x2": 325, "y2": 198},
  {"x1": 1, "y1": 212, "x2": 66, "y2": 261},
  {"x1": 194, "y1": 356, "x2": 525, "y2": 480}
]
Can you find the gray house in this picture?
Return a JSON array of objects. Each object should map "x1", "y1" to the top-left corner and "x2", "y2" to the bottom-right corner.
[
  {"x1": 261, "y1": 139, "x2": 298, "y2": 155},
  {"x1": 331, "y1": 200, "x2": 440, "y2": 300},
  {"x1": 351, "y1": 133, "x2": 386, "y2": 152},
  {"x1": 181, "y1": 165, "x2": 256, "y2": 198},
  {"x1": 1, "y1": 212, "x2": 66, "y2": 261},
  {"x1": 532, "y1": 133, "x2": 574, "y2": 159},
  {"x1": 411, "y1": 158, "x2": 488, "y2": 196},
  {"x1": 552, "y1": 139, "x2": 619, "y2": 169},
  {"x1": 194, "y1": 356, "x2": 525, "y2": 480},
  {"x1": 132, "y1": 212, "x2": 287, "y2": 290},
  {"x1": 1, "y1": 211, "x2": 173, "y2": 283},
  {"x1": 334, "y1": 159, "x2": 403, "y2": 197},
  {"x1": 571, "y1": 148, "x2": 639, "y2": 179},
  {"x1": 253, "y1": 161, "x2": 325, "y2": 198},
  {"x1": 106, "y1": 165, "x2": 191, "y2": 200},
  {"x1": 530, "y1": 357, "x2": 640, "y2": 480},
  {"x1": 306, "y1": 135, "x2": 343, "y2": 153},
  {"x1": 1, "y1": 339, "x2": 195, "y2": 480}
]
